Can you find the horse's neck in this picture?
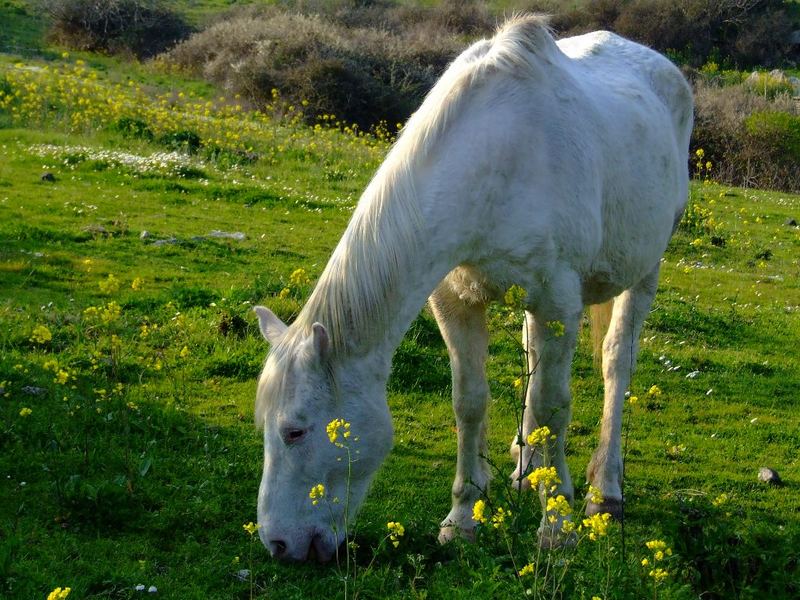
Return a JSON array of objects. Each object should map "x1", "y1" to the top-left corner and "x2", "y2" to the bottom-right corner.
[{"x1": 297, "y1": 169, "x2": 456, "y2": 366}]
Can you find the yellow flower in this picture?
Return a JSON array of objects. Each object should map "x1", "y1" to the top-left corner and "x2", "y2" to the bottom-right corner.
[
  {"x1": 30, "y1": 324, "x2": 52, "y2": 344},
  {"x1": 518, "y1": 563, "x2": 535, "y2": 577},
  {"x1": 649, "y1": 568, "x2": 669, "y2": 582},
  {"x1": 387, "y1": 521, "x2": 405, "y2": 547},
  {"x1": 278, "y1": 287, "x2": 291, "y2": 299},
  {"x1": 491, "y1": 506, "x2": 511, "y2": 529},
  {"x1": 288, "y1": 267, "x2": 310, "y2": 287},
  {"x1": 646, "y1": 539, "x2": 668, "y2": 551},
  {"x1": 472, "y1": 499, "x2": 487, "y2": 524},
  {"x1": 588, "y1": 485, "x2": 604, "y2": 504},
  {"x1": 326, "y1": 418, "x2": 351, "y2": 446},
  {"x1": 526, "y1": 466, "x2": 560, "y2": 492},
  {"x1": 54, "y1": 369, "x2": 71, "y2": 385},
  {"x1": 581, "y1": 512, "x2": 611, "y2": 541},
  {"x1": 19, "y1": 407, "x2": 32, "y2": 417},
  {"x1": 47, "y1": 587, "x2": 71, "y2": 600},
  {"x1": 546, "y1": 495, "x2": 572, "y2": 522},
  {"x1": 647, "y1": 385, "x2": 662, "y2": 397},
  {"x1": 695, "y1": 148, "x2": 705, "y2": 159},
  {"x1": 309, "y1": 483, "x2": 325, "y2": 505},
  {"x1": 100, "y1": 301, "x2": 121, "y2": 324},
  {"x1": 526, "y1": 426, "x2": 555, "y2": 447},
  {"x1": 711, "y1": 492, "x2": 729, "y2": 507},
  {"x1": 592, "y1": 597, "x2": 603, "y2": 600},
  {"x1": 243, "y1": 521, "x2": 260, "y2": 536},
  {"x1": 642, "y1": 558, "x2": 650, "y2": 567},
  {"x1": 99, "y1": 273, "x2": 120, "y2": 294},
  {"x1": 131, "y1": 277, "x2": 144, "y2": 291},
  {"x1": 179, "y1": 346, "x2": 190, "y2": 359}
]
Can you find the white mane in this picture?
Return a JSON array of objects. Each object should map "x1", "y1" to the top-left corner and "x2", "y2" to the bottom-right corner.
[{"x1": 280, "y1": 16, "x2": 558, "y2": 358}]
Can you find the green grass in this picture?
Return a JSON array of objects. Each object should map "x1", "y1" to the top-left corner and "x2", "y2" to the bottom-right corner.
[{"x1": 1, "y1": 32, "x2": 800, "y2": 600}]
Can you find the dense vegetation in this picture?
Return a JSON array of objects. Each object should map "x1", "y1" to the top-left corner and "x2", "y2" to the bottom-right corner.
[{"x1": 0, "y1": 2, "x2": 799, "y2": 599}]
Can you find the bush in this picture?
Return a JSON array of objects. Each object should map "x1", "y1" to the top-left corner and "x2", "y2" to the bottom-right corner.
[
  {"x1": 164, "y1": 7, "x2": 462, "y2": 129},
  {"x1": 693, "y1": 79, "x2": 800, "y2": 191},
  {"x1": 42, "y1": 0, "x2": 192, "y2": 59},
  {"x1": 530, "y1": 0, "x2": 796, "y2": 68}
]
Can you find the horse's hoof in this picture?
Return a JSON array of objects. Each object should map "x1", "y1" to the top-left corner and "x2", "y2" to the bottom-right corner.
[
  {"x1": 438, "y1": 523, "x2": 475, "y2": 544},
  {"x1": 509, "y1": 472, "x2": 532, "y2": 491},
  {"x1": 586, "y1": 498, "x2": 623, "y2": 520}
]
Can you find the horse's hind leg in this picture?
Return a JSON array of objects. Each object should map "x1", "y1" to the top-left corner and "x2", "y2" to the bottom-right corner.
[
  {"x1": 586, "y1": 265, "x2": 660, "y2": 518},
  {"x1": 429, "y1": 281, "x2": 491, "y2": 543}
]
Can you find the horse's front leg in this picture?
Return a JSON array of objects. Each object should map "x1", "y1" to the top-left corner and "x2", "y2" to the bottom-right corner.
[
  {"x1": 514, "y1": 274, "x2": 583, "y2": 547},
  {"x1": 429, "y1": 284, "x2": 491, "y2": 543}
]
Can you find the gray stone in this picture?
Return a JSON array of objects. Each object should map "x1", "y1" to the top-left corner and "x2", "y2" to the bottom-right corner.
[
  {"x1": 21, "y1": 386, "x2": 47, "y2": 396},
  {"x1": 208, "y1": 230, "x2": 246, "y2": 240},
  {"x1": 139, "y1": 230, "x2": 150, "y2": 239},
  {"x1": 41, "y1": 173, "x2": 56, "y2": 182},
  {"x1": 758, "y1": 467, "x2": 783, "y2": 486}
]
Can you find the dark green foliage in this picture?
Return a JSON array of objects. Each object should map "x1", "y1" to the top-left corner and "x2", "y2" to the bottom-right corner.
[
  {"x1": 113, "y1": 116, "x2": 153, "y2": 141},
  {"x1": 41, "y1": 0, "x2": 193, "y2": 59},
  {"x1": 158, "y1": 129, "x2": 201, "y2": 154}
]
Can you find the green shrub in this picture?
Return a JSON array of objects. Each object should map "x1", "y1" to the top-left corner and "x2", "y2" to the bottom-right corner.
[
  {"x1": 745, "y1": 111, "x2": 800, "y2": 158},
  {"x1": 42, "y1": 0, "x2": 192, "y2": 59},
  {"x1": 112, "y1": 116, "x2": 153, "y2": 141},
  {"x1": 693, "y1": 78, "x2": 800, "y2": 191}
]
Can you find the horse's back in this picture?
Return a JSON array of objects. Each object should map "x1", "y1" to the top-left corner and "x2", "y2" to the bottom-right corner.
[
  {"x1": 557, "y1": 30, "x2": 693, "y2": 152},
  {"x1": 424, "y1": 20, "x2": 693, "y2": 307}
]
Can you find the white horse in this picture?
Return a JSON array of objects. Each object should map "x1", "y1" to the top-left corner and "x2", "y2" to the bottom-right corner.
[{"x1": 253, "y1": 15, "x2": 692, "y2": 561}]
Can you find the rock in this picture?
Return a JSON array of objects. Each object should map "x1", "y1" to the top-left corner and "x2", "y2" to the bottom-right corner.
[
  {"x1": 208, "y1": 230, "x2": 246, "y2": 240},
  {"x1": 769, "y1": 69, "x2": 787, "y2": 82},
  {"x1": 139, "y1": 230, "x2": 150, "y2": 239},
  {"x1": 785, "y1": 218, "x2": 797, "y2": 227},
  {"x1": 82, "y1": 224, "x2": 109, "y2": 237},
  {"x1": 147, "y1": 586, "x2": 157, "y2": 593},
  {"x1": 41, "y1": 172, "x2": 56, "y2": 182},
  {"x1": 134, "y1": 584, "x2": 145, "y2": 592},
  {"x1": 151, "y1": 237, "x2": 178, "y2": 247},
  {"x1": 758, "y1": 467, "x2": 783, "y2": 486},
  {"x1": 235, "y1": 569, "x2": 250, "y2": 581},
  {"x1": 21, "y1": 385, "x2": 47, "y2": 396}
]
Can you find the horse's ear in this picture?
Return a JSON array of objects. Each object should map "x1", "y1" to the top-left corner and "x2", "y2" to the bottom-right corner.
[
  {"x1": 311, "y1": 322, "x2": 330, "y2": 360},
  {"x1": 254, "y1": 306, "x2": 288, "y2": 343}
]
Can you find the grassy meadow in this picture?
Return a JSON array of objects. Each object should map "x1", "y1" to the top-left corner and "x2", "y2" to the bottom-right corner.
[{"x1": 1, "y1": 16, "x2": 800, "y2": 600}]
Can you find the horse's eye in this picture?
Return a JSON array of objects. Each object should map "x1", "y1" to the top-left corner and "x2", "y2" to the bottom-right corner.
[{"x1": 282, "y1": 428, "x2": 307, "y2": 445}]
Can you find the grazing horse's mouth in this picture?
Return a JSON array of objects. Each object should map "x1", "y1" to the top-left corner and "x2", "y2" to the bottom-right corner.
[
  {"x1": 308, "y1": 533, "x2": 339, "y2": 564},
  {"x1": 267, "y1": 531, "x2": 342, "y2": 563}
]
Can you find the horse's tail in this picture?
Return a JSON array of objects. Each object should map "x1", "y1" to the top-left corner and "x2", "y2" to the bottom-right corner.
[{"x1": 589, "y1": 300, "x2": 614, "y2": 370}]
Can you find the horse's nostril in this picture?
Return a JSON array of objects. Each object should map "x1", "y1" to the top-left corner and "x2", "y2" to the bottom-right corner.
[{"x1": 269, "y1": 539, "x2": 288, "y2": 558}]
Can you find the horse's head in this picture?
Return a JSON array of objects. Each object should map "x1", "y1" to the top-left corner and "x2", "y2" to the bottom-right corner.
[{"x1": 253, "y1": 306, "x2": 393, "y2": 562}]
